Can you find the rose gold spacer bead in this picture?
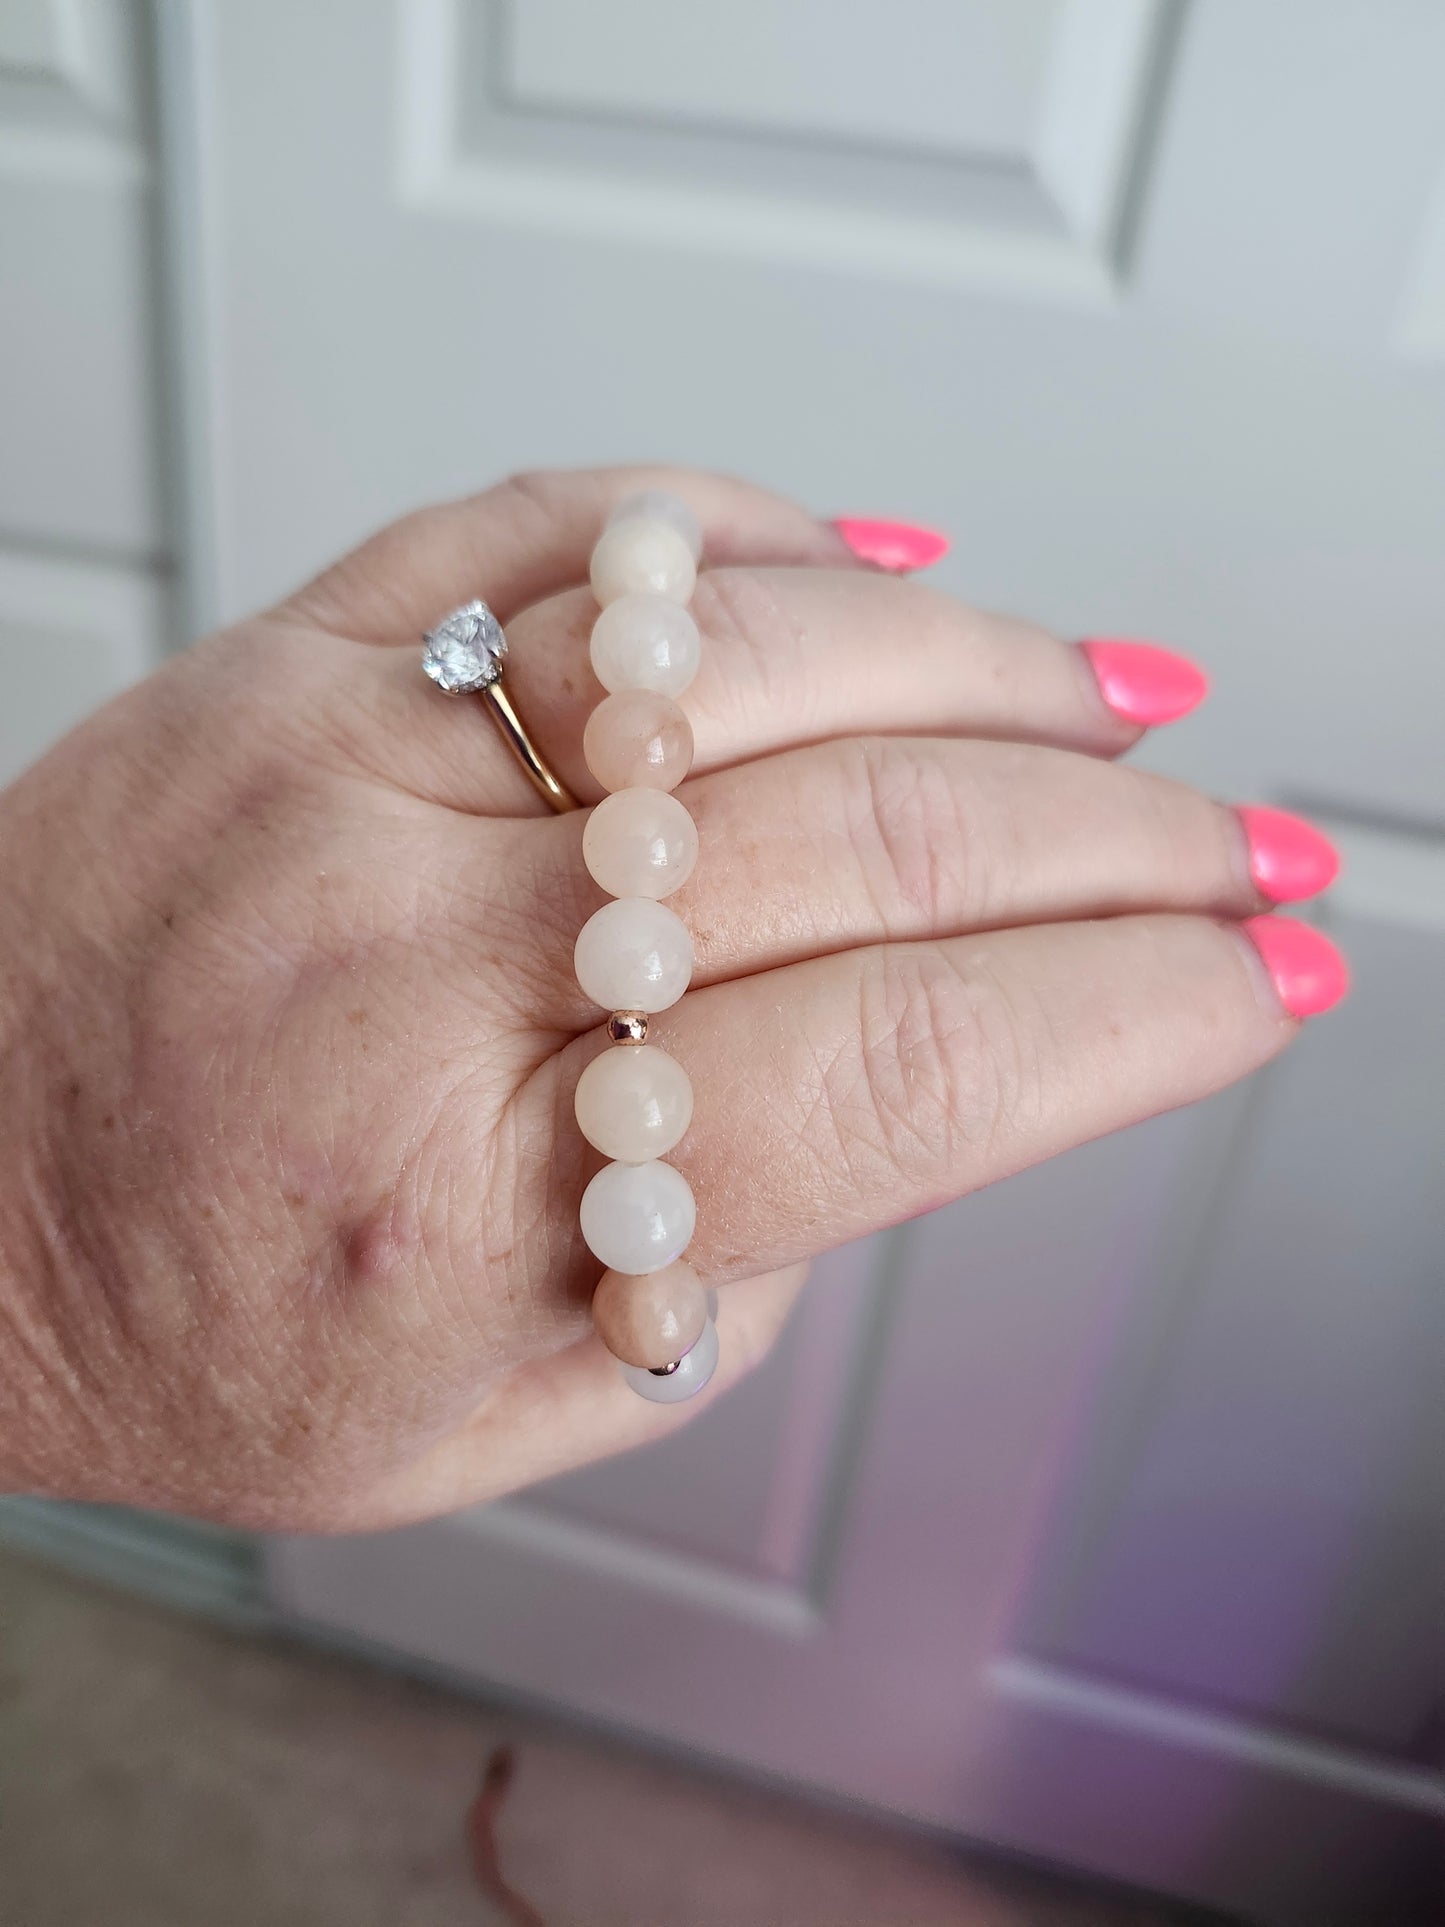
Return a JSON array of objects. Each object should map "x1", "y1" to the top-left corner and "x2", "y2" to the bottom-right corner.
[{"x1": 607, "y1": 1010, "x2": 649, "y2": 1045}]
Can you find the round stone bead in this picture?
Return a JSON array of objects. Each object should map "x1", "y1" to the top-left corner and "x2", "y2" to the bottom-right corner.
[
  {"x1": 591, "y1": 517, "x2": 698, "y2": 607},
  {"x1": 607, "y1": 490, "x2": 704, "y2": 562},
  {"x1": 618, "y1": 1318, "x2": 719, "y2": 1403},
  {"x1": 579, "y1": 1158, "x2": 696, "y2": 1275},
  {"x1": 590, "y1": 595, "x2": 701, "y2": 698},
  {"x1": 592, "y1": 1259, "x2": 707, "y2": 1368},
  {"x1": 583, "y1": 690, "x2": 694, "y2": 794},
  {"x1": 574, "y1": 1042, "x2": 693, "y2": 1163},
  {"x1": 583, "y1": 788, "x2": 698, "y2": 901},
  {"x1": 574, "y1": 898, "x2": 693, "y2": 1013}
]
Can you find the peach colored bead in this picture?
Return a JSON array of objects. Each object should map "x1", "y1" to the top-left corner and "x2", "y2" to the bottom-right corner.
[
  {"x1": 574, "y1": 1042, "x2": 693, "y2": 1162},
  {"x1": 583, "y1": 788, "x2": 698, "y2": 901},
  {"x1": 590, "y1": 516, "x2": 697, "y2": 607},
  {"x1": 592, "y1": 1261, "x2": 708, "y2": 1369},
  {"x1": 583, "y1": 690, "x2": 694, "y2": 794}
]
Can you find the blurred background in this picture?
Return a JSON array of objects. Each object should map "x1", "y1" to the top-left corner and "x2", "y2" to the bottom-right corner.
[{"x1": 1, "y1": 2, "x2": 1443, "y2": 1923}]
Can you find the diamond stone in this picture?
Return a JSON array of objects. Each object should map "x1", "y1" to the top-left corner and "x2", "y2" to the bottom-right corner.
[{"x1": 422, "y1": 600, "x2": 506, "y2": 693}]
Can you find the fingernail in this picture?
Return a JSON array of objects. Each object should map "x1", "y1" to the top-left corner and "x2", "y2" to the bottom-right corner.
[
  {"x1": 1241, "y1": 915, "x2": 1350, "y2": 1019},
  {"x1": 832, "y1": 517, "x2": 950, "y2": 572},
  {"x1": 1237, "y1": 806, "x2": 1340, "y2": 904},
  {"x1": 1080, "y1": 638, "x2": 1210, "y2": 726}
]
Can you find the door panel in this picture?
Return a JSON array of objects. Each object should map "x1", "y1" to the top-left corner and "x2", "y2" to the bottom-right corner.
[
  {"x1": 434, "y1": 0, "x2": 1169, "y2": 282},
  {"x1": 504, "y1": 0, "x2": 1062, "y2": 157}
]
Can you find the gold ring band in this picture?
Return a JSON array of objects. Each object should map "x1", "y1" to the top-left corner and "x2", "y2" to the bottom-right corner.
[
  {"x1": 480, "y1": 678, "x2": 576, "y2": 813},
  {"x1": 421, "y1": 599, "x2": 576, "y2": 813}
]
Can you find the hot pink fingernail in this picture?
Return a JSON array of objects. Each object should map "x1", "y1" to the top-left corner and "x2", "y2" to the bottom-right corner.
[
  {"x1": 1237, "y1": 806, "x2": 1340, "y2": 903},
  {"x1": 1080, "y1": 638, "x2": 1210, "y2": 726},
  {"x1": 1241, "y1": 915, "x2": 1350, "y2": 1019},
  {"x1": 833, "y1": 517, "x2": 950, "y2": 572}
]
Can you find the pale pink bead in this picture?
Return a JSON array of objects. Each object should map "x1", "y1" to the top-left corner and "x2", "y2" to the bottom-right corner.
[
  {"x1": 607, "y1": 491, "x2": 704, "y2": 562},
  {"x1": 573, "y1": 898, "x2": 693, "y2": 1013},
  {"x1": 583, "y1": 690, "x2": 694, "y2": 794},
  {"x1": 574, "y1": 1043, "x2": 693, "y2": 1163},
  {"x1": 583, "y1": 788, "x2": 698, "y2": 901},
  {"x1": 592, "y1": 1260, "x2": 707, "y2": 1369},
  {"x1": 591, "y1": 516, "x2": 697, "y2": 606},
  {"x1": 589, "y1": 594, "x2": 701, "y2": 698}
]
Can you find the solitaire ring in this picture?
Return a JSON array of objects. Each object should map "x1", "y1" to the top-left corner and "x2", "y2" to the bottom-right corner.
[{"x1": 421, "y1": 599, "x2": 576, "y2": 813}]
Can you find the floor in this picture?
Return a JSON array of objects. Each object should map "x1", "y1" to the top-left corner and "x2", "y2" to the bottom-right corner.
[{"x1": 0, "y1": 1547, "x2": 1221, "y2": 1927}]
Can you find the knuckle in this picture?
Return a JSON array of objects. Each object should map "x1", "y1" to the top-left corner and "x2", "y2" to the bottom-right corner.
[
  {"x1": 690, "y1": 570, "x2": 802, "y2": 717},
  {"x1": 494, "y1": 467, "x2": 562, "y2": 524},
  {"x1": 841, "y1": 737, "x2": 983, "y2": 931},
  {"x1": 828, "y1": 947, "x2": 1037, "y2": 1187}
]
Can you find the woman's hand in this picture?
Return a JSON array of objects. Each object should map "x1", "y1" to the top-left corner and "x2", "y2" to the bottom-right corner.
[{"x1": 0, "y1": 467, "x2": 1344, "y2": 1530}]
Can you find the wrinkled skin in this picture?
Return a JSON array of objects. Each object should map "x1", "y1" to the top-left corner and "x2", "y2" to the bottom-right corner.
[{"x1": 0, "y1": 468, "x2": 1298, "y2": 1530}]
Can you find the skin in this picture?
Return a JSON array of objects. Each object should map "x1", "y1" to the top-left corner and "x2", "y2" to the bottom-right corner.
[{"x1": 0, "y1": 466, "x2": 1296, "y2": 1532}]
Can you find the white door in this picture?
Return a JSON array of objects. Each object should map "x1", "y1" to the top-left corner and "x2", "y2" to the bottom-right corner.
[{"x1": 155, "y1": 4, "x2": 1445, "y2": 1919}]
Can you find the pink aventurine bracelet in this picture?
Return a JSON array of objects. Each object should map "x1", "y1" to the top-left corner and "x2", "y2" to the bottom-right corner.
[{"x1": 571, "y1": 492, "x2": 718, "y2": 1401}]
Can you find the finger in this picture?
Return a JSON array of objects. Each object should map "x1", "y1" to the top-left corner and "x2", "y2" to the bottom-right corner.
[
  {"x1": 516, "y1": 570, "x2": 1176, "y2": 787},
  {"x1": 354, "y1": 1264, "x2": 809, "y2": 1528},
  {"x1": 280, "y1": 466, "x2": 861, "y2": 643},
  {"x1": 682, "y1": 742, "x2": 1276, "y2": 976},
  {"x1": 506, "y1": 740, "x2": 1312, "y2": 1020},
  {"x1": 639, "y1": 913, "x2": 1329, "y2": 1283},
  {"x1": 365, "y1": 567, "x2": 1191, "y2": 817}
]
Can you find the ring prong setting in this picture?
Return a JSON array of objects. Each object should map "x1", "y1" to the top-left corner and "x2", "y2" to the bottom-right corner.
[{"x1": 422, "y1": 600, "x2": 507, "y2": 694}]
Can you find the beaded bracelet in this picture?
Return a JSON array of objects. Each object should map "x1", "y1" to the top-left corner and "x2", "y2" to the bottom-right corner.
[{"x1": 571, "y1": 491, "x2": 718, "y2": 1402}]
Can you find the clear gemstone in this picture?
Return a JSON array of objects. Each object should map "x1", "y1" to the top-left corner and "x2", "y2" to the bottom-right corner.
[{"x1": 421, "y1": 600, "x2": 506, "y2": 693}]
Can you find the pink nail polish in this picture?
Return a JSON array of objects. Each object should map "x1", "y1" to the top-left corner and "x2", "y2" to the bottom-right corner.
[
  {"x1": 1241, "y1": 915, "x2": 1350, "y2": 1019},
  {"x1": 833, "y1": 517, "x2": 950, "y2": 572},
  {"x1": 1237, "y1": 806, "x2": 1340, "y2": 904},
  {"x1": 1080, "y1": 638, "x2": 1210, "y2": 726}
]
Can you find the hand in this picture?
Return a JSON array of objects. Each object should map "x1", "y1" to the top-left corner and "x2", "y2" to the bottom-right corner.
[{"x1": 0, "y1": 467, "x2": 1345, "y2": 1529}]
